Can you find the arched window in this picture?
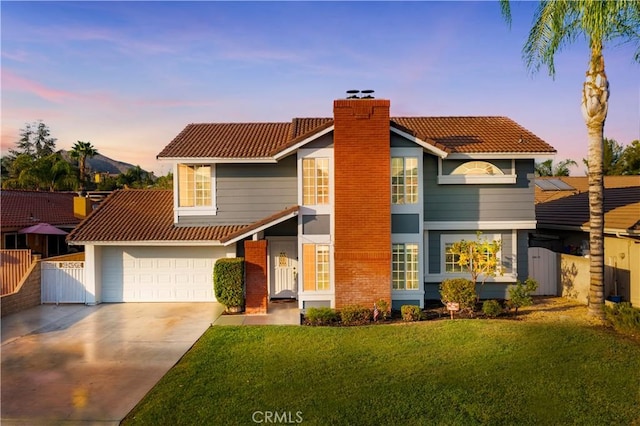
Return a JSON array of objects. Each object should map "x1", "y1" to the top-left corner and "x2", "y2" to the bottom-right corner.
[{"x1": 451, "y1": 161, "x2": 504, "y2": 175}]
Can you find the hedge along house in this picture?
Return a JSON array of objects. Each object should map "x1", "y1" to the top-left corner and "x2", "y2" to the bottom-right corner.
[{"x1": 67, "y1": 94, "x2": 556, "y2": 312}]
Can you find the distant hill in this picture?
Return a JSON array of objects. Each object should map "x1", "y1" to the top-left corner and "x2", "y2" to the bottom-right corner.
[{"x1": 59, "y1": 150, "x2": 140, "y2": 175}]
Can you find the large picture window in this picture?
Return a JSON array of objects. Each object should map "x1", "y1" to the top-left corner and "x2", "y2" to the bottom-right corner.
[
  {"x1": 391, "y1": 157, "x2": 418, "y2": 205},
  {"x1": 302, "y1": 158, "x2": 329, "y2": 205},
  {"x1": 392, "y1": 243, "x2": 419, "y2": 290},
  {"x1": 178, "y1": 164, "x2": 211, "y2": 207},
  {"x1": 303, "y1": 244, "x2": 330, "y2": 291},
  {"x1": 442, "y1": 234, "x2": 501, "y2": 274}
]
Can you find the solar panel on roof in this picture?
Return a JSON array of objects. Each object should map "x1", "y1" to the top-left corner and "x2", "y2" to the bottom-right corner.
[
  {"x1": 535, "y1": 180, "x2": 559, "y2": 190},
  {"x1": 547, "y1": 178, "x2": 575, "y2": 190},
  {"x1": 535, "y1": 179, "x2": 575, "y2": 191}
]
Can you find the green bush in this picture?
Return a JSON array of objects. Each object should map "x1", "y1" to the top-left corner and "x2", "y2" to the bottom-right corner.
[
  {"x1": 507, "y1": 278, "x2": 538, "y2": 316},
  {"x1": 213, "y1": 258, "x2": 245, "y2": 310},
  {"x1": 374, "y1": 299, "x2": 390, "y2": 321},
  {"x1": 401, "y1": 305, "x2": 422, "y2": 322},
  {"x1": 604, "y1": 302, "x2": 640, "y2": 334},
  {"x1": 305, "y1": 307, "x2": 340, "y2": 326},
  {"x1": 340, "y1": 305, "x2": 372, "y2": 326},
  {"x1": 482, "y1": 299, "x2": 503, "y2": 318},
  {"x1": 439, "y1": 278, "x2": 476, "y2": 313}
]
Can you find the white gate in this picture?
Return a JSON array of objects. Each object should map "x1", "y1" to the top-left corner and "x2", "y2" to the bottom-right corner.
[
  {"x1": 528, "y1": 247, "x2": 558, "y2": 296},
  {"x1": 42, "y1": 260, "x2": 86, "y2": 303}
]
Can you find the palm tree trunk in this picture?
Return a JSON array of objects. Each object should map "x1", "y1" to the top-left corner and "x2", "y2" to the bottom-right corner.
[{"x1": 581, "y1": 52, "x2": 608, "y2": 319}]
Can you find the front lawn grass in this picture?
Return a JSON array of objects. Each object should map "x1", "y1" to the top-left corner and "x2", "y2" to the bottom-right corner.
[{"x1": 124, "y1": 321, "x2": 640, "y2": 425}]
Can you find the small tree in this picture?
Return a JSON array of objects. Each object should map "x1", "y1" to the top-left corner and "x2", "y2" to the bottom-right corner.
[
  {"x1": 507, "y1": 278, "x2": 539, "y2": 316},
  {"x1": 447, "y1": 232, "x2": 503, "y2": 300}
]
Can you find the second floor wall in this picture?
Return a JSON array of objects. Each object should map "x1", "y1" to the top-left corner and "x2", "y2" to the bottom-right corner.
[{"x1": 173, "y1": 134, "x2": 537, "y2": 227}]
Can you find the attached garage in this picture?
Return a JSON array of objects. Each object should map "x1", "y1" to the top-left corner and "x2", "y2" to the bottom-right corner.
[{"x1": 101, "y1": 246, "x2": 227, "y2": 302}]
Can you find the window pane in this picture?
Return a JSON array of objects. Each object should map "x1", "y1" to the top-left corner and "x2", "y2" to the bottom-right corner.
[
  {"x1": 445, "y1": 243, "x2": 464, "y2": 273},
  {"x1": 303, "y1": 159, "x2": 315, "y2": 205},
  {"x1": 316, "y1": 158, "x2": 329, "y2": 205},
  {"x1": 316, "y1": 245, "x2": 330, "y2": 290},
  {"x1": 391, "y1": 158, "x2": 404, "y2": 204},
  {"x1": 178, "y1": 165, "x2": 211, "y2": 207},
  {"x1": 405, "y1": 158, "x2": 418, "y2": 204}
]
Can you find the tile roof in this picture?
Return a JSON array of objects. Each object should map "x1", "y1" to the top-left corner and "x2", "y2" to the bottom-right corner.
[
  {"x1": 67, "y1": 189, "x2": 296, "y2": 243},
  {"x1": 535, "y1": 176, "x2": 640, "y2": 204},
  {"x1": 536, "y1": 184, "x2": 640, "y2": 234},
  {"x1": 157, "y1": 116, "x2": 555, "y2": 159},
  {"x1": 391, "y1": 116, "x2": 554, "y2": 154},
  {"x1": 1, "y1": 190, "x2": 81, "y2": 230}
]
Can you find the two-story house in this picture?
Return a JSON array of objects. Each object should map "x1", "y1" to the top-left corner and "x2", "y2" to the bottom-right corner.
[{"x1": 68, "y1": 96, "x2": 556, "y2": 312}]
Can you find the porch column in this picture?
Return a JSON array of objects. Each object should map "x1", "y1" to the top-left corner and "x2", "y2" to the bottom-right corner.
[{"x1": 244, "y1": 240, "x2": 268, "y2": 314}]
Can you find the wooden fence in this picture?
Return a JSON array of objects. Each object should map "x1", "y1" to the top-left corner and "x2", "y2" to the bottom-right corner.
[{"x1": 1, "y1": 249, "x2": 33, "y2": 295}]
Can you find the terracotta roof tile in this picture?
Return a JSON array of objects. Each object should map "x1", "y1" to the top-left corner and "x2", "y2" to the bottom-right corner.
[
  {"x1": 157, "y1": 116, "x2": 554, "y2": 159},
  {"x1": 392, "y1": 116, "x2": 555, "y2": 154},
  {"x1": 220, "y1": 205, "x2": 299, "y2": 243},
  {"x1": 535, "y1": 176, "x2": 640, "y2": 204},
  {"x1": 1, "y1": 190, "x2": 81, "y2": 230},
  {"x1": 67, "y1": 190, "x2": 245, "y2": 243}
]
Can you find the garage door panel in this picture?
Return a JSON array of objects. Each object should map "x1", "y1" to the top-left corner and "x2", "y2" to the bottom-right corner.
[{"x1": 102, "y1": 246, "x2": 223, "y2": 302}]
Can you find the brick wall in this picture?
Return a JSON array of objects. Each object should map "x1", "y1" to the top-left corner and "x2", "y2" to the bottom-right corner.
[
  {"x1": 1, "y1": 255, "x2": 42, "y2": 317},
  {"x1": 333, "y1": 99, "x2": 391, "y2": 308},
  {"x1": 245, "y1": 240, "x2": 268, "y2": 314}
]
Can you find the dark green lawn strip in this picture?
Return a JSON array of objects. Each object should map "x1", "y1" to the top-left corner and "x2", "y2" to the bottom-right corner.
[{"x1": 123, "y1": 321, "x2": 640, "y2": 426}]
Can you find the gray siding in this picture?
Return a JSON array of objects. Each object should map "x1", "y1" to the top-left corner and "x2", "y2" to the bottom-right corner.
[
  {"x1": 392, "y1": 214, "x2": 420, "y2": 234},
  {"x1": 179, "y1": 156, "x2": 297, "y2": 226},
  {"x1": 517, "y1": 230, "x2": 529, "y2": 279},
  {"x1": 392, "y1": 300, "x2": 421, "y2": 310},
  {"x1": 303, "y1": 215, "x2": 330, "y2": 235},
  {"x1": 391, "y1": 133, "x2": 418, "y2": 148},
  {"x1": 304, "y1": 133, "x2": 333, "y2": 149},
  {"x1": 424, "y1": 156, "x2": 535, "y2": 222}
]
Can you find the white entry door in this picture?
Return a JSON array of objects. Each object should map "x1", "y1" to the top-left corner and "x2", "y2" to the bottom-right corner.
[{"x1": 269, "y1": 239, "x2": 298, "y2": 298}]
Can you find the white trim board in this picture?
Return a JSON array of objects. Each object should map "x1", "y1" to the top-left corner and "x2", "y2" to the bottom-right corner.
[{"x1": 424, "y1": 221, "x2": 536, "y2": 230}]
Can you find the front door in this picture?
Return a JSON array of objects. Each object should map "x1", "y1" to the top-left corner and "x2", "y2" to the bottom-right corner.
[{"x1": 269, "y1": 239, "x2": 298, "y2": 298}]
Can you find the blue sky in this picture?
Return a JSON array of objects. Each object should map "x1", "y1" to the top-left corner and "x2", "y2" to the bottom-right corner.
[{"x1": 2, "y1": 1, "x2": 638, "y2": 175}]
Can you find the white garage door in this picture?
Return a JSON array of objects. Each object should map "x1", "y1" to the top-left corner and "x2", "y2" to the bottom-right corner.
[{"x1": 102, "y1": 246, "x2": 226, "y2": 302}]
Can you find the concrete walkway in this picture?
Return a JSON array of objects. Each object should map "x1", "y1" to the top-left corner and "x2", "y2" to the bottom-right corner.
[
  {"x1": 213, "y1": 301, "x2": 301, "y2": 325},
  {"x1": 1, "y1": 303, "x2": 223, "y2": 425}
]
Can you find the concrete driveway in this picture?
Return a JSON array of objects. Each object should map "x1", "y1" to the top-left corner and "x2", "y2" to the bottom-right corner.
[{"x1": 1, "y1": 302, "x2": 223, "y2": 425}]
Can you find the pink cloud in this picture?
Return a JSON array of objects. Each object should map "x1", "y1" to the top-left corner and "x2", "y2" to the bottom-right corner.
[{"x1": 2, "y1": 69, "x2": 80, "y2": 103}]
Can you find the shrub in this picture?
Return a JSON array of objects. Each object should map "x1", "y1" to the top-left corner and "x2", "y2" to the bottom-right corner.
[
  {"x1": 374, "y1": 299, "x2": 390, "y2": 321},
  {"x1": 305, "y1": 307, "x2": 340, "y2": 326},
  {"x1": 340, "y1": 305, "x2": 372, "y2": 326},
  {"x1": 482, "y1": 299, "x2": 503, "y2": 318},
  {"x1": 401, "y1": 305, "x2": 422, "y2": 322},
  {"x1": 507, "y1": 278, "x2": 538, "y2": 316},
  {"x1": 439, "y1": 278, "x2": 476, "y2": 313},
  {"x1": 213, "y1": 258, "x2": 244, "y2": 310},
  {"x1": 604, "y1": 302, "x2": 640, "y2": 334}
]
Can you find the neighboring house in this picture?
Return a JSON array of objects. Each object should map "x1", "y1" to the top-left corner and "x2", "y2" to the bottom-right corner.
[
  {"x1": 1, "y1": 190, "x2": 82, "y2": 258},
  {"x1": 533, "y1": 176, "x2": 640, "y2": 305},
  {"x1": 68, "y1": 96, "x2": 556, "y2": 311}
]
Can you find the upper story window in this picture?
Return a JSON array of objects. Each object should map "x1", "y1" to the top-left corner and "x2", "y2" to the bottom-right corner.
[
  {"x1": 178, "y1": 164, "x2": 212, "y2": 207},
  {"x1": 391, "y1": 157, "x2": 418, "y2": 204},
  {"x1": 451, "y1": 161, "x2": 504, "y2": 176},
  {"x1": 438, "y1": 159, "x2": 516, "y2": 184},
  {"x1": 303, "y1": 158, "x2": 329, "y2": 205}
]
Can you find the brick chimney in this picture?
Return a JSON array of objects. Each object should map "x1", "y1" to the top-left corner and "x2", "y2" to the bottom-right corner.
[{"x1": 333, "y1": 97, "x2": 391, "y2": 309}]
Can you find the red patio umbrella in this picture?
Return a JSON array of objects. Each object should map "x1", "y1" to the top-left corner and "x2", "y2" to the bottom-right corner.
[{"x1": 18, "y1": 223, "x2": 69, "y2": 235}]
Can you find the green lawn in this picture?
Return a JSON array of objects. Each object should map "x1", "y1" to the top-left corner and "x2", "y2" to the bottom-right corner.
[{"x1": 124, "y1": 320, "x2": 640, "y2": 425}]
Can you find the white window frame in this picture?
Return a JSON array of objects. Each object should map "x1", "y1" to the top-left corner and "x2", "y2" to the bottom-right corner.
[
  {"x1": 391, "y1": 234, "x2": 424, "y2": 306},
  {"x1": 392, "y1": 243, "x2": 420, "y2": 290},
  {"x1": 438, "y1": 158, "x2": 517, "y2": 184},
  {"x1": 391, "y1": 148, "x2": 423, "y2": 214},
  {"x1": 173, "y1": 163, "x2": 216, "y2": 221}
]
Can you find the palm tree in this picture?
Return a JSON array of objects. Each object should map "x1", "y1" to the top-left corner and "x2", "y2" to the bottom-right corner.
[
  {"x1": 70, "y1": 141, "x2": 98, "y2": 191},
  {"x1": 535, "y1": 159, "x2": 577, "y2": 176},
  {"x1": 501, "y1": 1, "x2": 640, "y2": 318}
]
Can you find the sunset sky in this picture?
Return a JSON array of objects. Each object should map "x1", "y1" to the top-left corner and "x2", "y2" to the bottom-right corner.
[{"x1": 2, "y1": 1, "x2": 638, "y2": 176}]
